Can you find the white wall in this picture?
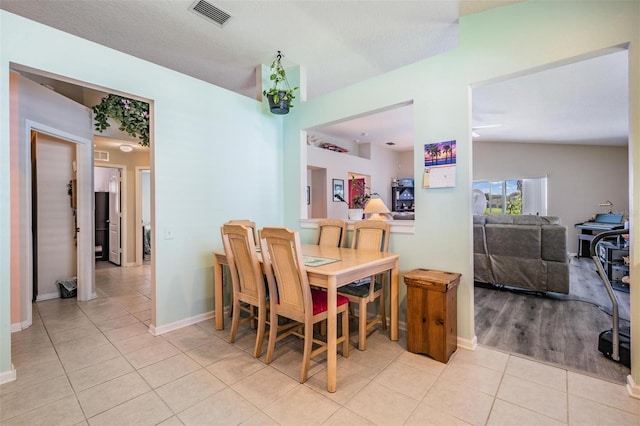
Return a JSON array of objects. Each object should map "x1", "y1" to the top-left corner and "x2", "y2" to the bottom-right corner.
[
  {"x1": 307, "y1": 143, "x2": 404, "y2": 219},
  {"x1": 474, "y1": 141, "x2": 629, "y2": 252},
  {"x1": 94, "y1": 166, "x2": 111, "y2": 192}
]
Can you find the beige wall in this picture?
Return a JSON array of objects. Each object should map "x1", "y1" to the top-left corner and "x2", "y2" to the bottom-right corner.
[
  {"x1": 35, "y1": 134, "x2": 77, "y2": 299},
  {"x1": 473, "y1": 141, "x2": 629, "y2": 252},
  {"x1": 94, "y1": 143, "x2": 150, "y2": 265}
]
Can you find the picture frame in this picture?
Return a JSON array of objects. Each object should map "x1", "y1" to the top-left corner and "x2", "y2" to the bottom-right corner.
[{"x1": 332, "y1": 179, "x2": 344, "y2": 202}]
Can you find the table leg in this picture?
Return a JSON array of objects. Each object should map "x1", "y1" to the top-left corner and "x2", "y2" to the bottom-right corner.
[
  {"x1": 390, "y1": 259, "x2": 399, "y2": 341},
  {"x1": 214, "y1": 258, "x2": 224, "y2": 330},
  {"x1": 326, "y1": 277, "x2": 337, "y2": 393}
]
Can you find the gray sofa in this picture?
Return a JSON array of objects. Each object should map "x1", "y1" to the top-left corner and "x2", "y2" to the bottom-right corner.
[{"x1": 473, "y1": 215, "x2": 569, "y2": 294}]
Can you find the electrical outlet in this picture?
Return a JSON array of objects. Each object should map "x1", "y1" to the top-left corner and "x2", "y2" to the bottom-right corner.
[{"x1": 164, "y1": 228, "x2": 174, "y2": 240}]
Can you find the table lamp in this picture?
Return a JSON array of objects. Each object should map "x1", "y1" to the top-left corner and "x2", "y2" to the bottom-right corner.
[{"x1": 364, "y1": 197, "x2": 392, "y2": 220}]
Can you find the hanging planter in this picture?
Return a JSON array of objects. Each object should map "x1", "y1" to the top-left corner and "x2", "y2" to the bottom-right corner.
[
  {"x1": 263, "y1": 51, "x2": 298, "y2": 115},
  {"x1": 92, "y1": 94, "x2": 150, "y2": 146}
]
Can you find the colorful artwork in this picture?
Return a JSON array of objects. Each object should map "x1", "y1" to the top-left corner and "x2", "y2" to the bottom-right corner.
[
  {"x1": 424, "y1": 140, "x2": 457, "y2": 188},
  {"x1": 424, "y1": 140, "x2": 457, "y2": 166}
]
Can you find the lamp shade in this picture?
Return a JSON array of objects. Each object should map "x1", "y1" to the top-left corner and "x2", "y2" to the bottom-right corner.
[{"x1": 364, "y1": 197, "x2": 391, "y2": 220}]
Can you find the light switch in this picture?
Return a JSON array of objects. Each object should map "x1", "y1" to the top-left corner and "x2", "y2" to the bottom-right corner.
[{"x1": 164, "y1": 228, "x2": 174, "y2": 240}]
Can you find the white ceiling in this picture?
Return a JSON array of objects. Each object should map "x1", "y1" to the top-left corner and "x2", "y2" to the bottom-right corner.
[{"x1": 2, "y1": 1, "x2": 627, "y2": 152}]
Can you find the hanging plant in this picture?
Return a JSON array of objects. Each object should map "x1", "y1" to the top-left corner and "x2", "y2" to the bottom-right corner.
[
  {"x1": 92, "y1": 94, "x2": 150, "y2": 146},
  {"x1": 263, "y1": 51, "x2": 298, "y2": 115}
]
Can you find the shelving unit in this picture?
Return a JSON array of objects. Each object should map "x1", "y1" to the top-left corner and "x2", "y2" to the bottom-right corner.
[
  {"x1": 597, "y1": 239, "x2": 629, "y2": 292},
  {"x1": 391, "y1": 185, "x2": 414, "y2": 212}
]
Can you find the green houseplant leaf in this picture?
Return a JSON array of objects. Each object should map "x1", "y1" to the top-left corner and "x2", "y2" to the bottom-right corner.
[{"x1": 92, "y1": 94, "x2": 150, "y2": 146}]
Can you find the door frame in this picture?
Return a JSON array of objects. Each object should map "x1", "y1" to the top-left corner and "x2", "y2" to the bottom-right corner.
[
  {"x1": 22, "y1": 121, "x2": 94, "y2": 328},
  {"x1": 135, "y1": 167, "x2": 150, "y2": 265}
]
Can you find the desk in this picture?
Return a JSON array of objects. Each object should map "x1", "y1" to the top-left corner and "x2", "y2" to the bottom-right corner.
[{"x1": 213, "y1": 244, "x2": 400, "y2": 392}]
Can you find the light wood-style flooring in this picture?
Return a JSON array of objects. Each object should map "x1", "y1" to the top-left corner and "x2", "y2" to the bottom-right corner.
[{"x1": 475, "y1": 256, "x2": 631, "y2": 383}]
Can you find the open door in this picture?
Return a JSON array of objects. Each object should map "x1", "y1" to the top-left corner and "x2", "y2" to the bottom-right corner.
[{"x1": 108, "y1": 169, "x2": 121, "y2": 265}]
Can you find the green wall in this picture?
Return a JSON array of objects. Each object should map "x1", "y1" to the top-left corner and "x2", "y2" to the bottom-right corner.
[{"x1": 283, "y1": 0, "x2": 640, "y2": 381}]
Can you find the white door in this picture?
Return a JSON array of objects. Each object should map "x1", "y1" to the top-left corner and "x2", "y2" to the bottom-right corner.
[{"x1": 109, "y1": 169, "x2": 121, "y2": 265}]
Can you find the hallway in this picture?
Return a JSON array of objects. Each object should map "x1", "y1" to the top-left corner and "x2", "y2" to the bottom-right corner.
[{"x1": 1, "y1": 264, "x2": 639, "y2": 425}]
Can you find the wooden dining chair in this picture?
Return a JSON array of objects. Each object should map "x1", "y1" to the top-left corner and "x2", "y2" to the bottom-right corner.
[
  {"x1": 226, "y1": 219, "x2": 258, "y2": 244},
  {"x1": 337, "y1": 220, "x2": 390, "y2": 350},
  {"x1": 220, "y1": 223, "x2": 267, "y2": 358},
  {"x1": 316, "y1": 218, "x2": 348, "y2": 247},
  {"x1": 259, "y1": 226, "x2": 350, "y2": 383}
]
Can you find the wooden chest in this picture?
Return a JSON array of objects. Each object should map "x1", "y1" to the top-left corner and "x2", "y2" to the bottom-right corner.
[{"x1": 404, "y1": 269, "x2": 461, "y2": 363}]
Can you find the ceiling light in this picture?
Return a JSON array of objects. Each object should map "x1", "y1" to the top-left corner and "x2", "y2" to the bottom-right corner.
[{"x1": 119, "y1": 144, "x2": 133, "y2": 152}]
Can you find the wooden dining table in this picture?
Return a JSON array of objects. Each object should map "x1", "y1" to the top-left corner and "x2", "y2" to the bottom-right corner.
[{"x1": 213, "y1": 243, "x2": 400, "y2": 392}]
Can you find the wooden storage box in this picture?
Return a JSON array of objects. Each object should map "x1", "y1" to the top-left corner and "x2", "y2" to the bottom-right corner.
[{"x1": 404, "y1": 269, "x2": 461, "y2": 363}]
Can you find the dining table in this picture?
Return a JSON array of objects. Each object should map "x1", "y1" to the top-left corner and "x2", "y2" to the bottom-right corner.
[{"x1": 213, "y1": 243, "x2": 400, "y2": 392}]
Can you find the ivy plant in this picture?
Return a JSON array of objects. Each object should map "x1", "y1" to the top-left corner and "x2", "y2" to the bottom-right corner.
[{"x1": 92, "y1": 94, "x2": 150, "y2": 146}]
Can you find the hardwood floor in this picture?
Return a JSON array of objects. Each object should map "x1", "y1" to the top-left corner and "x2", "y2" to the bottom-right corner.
[{"x1": 474, "y1": 256, "x2": 631, "y2": 383}]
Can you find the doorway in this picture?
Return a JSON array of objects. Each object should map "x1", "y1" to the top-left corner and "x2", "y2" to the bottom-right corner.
[
  {"x1": 94, "y1": 166, "x2": 123, "y2": 266},
  {"x1": 470, "y1": 49, "x2": 631, "y2": 382}
]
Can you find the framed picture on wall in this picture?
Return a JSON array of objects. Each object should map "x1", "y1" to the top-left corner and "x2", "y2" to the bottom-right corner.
[{"x1": 333, "y1": 179, "x2": 344, "y2": 202}]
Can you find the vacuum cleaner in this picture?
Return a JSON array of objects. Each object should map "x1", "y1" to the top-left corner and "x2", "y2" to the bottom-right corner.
[{"x1": 590, "y1": 229, "x2": 631, "y2": 367}]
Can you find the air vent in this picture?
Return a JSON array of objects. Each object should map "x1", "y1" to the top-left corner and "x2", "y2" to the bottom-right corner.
[
  {"x1": 386, "y1": 142, "x2": 396, "y2": 146},
  {"x1": 190, "y1": 0, "x2": 231, "y2": 27},
  {"x1": 94, "y1": 150, "x2": 109, "y2": 161}
]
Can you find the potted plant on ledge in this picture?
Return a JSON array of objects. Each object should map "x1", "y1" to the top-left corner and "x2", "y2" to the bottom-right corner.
[
  {"x1": 263, "y1": 51, "x2": 298, "y2": 115},
  {"x1": 335, "y1": 176, "x2": 374, "y2": 220}
]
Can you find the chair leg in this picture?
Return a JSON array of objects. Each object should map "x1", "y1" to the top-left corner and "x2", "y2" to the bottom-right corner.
[
  {"x1": 358, "y1": 299, "x2": 367, "y2": 351},
  {"x1": 300, "y1": 322, "x2": 313, "y2": 383},
  {"x1": 341, "y1": 310, "x2": 350, "y2": 357},
  {"x1": 265, "y1": 308, "x2": 278, "y2": 364},
  {"x1": 253, "y1": 306, "x2": 266, "y2": 358},
  {"x1": 229, "y1": 298, "x2": 240, "y2": 343},
  {"x1": 380, "y1": 289, "x2": 387, "y2": 330}
]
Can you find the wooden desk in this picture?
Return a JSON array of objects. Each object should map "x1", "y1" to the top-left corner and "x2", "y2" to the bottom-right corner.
[{"x1": 213, "y1": 244, "x2": 399, "y2": 392}]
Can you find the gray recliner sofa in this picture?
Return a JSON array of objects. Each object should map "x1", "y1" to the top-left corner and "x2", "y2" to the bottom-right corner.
[{"x1": 473, "y1": 215, "x2": 569, "y2": 294}]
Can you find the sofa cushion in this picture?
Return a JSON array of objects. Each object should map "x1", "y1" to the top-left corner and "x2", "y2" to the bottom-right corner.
[
  {"x1": 485, "y1": 214, "x2": 561, "y2": 226},
  {"x1": 485, "y1": 224, "x2": 541, "y2": 259},
  {"x1": 542, "y1": 225, "x2": 568, "y2": 262},
  {"x1": 489, "y1": 255, "x2": 546, "y2": 291}
]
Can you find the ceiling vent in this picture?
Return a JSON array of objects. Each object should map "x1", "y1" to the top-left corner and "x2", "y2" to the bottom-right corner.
[
  {"x1": 189, "y1": 0, "x2": 231, "y2": 27},
  {"x1": 386, "y1": 142, "x2": 396, "y2": 146},
  {"x1": 94, "y1": 150, "x2": 109, "y2": 161}
]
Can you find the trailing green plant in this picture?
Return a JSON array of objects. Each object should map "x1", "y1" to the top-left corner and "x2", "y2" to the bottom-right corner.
[
  {"x1": 92, "y1": 94, "x2": 150, "y2": 146},
  {"x1": 263, "y1": 51, "x2": 298, "y2": 109}
]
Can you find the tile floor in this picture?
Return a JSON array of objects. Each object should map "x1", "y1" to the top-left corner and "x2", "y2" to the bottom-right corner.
[{"x1": 2, "y1": 262, "x2": 639, "y2": 425}]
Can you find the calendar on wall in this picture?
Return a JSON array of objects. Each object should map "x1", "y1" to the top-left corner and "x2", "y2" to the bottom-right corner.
[{"x1": 423, "y1": 140, "x2": 456, "y2": 188}]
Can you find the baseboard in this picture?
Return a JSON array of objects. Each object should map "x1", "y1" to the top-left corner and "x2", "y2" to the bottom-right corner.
[
  {"x1": 0, "y1": 365, "x2": 17, "y2": 384},
  {"x1": 627, "y1": 375, "x2": 640, "y2": 399},
  {"x1": 149, "y1": 310, "x2": 215, "y2": 336},
  {"x1": 11, "y1": 319, "x2": 32, "y2": 333},
  {"x1": 457, "y1": 335, "x2": 478, "y2": 351},
  {"x1": 36, "y1": 291, "x2": 59, "y2": 302}
]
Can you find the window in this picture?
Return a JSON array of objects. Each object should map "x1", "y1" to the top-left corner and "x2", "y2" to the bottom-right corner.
[{"x1": 473, "y1": 177, "x2": 547, "y2": 216}]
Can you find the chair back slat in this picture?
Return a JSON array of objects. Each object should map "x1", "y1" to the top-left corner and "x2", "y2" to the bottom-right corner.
[
  {"x1": 352, "y1": 220, "x2": 390, "y2": 253},
  {"x1": 260, "y1": 227, "x2": 312, "y2": 321},
  {"x1": 316, "y1": 219, "x2": 347, "y2": 247},
  {"x1": 226, "y1": 220, "x2": 258, "y2": 244},
  {"x1": 221, "y1": 223, "x2": 264, "y2": 303}
]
